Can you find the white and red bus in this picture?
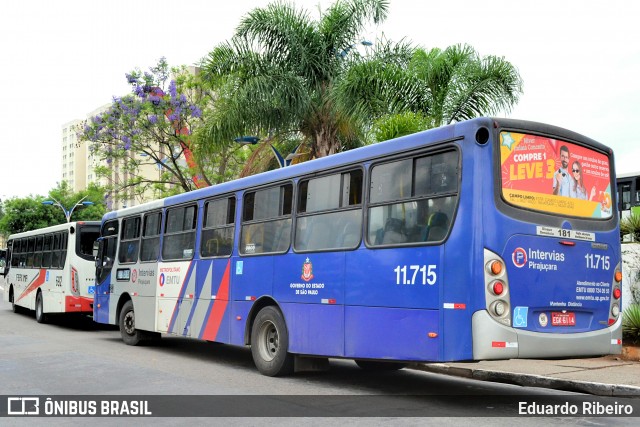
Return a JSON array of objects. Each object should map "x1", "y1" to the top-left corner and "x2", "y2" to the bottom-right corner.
[{"x1": 3, "y1": 221, "x2": 100, "y2": 323}]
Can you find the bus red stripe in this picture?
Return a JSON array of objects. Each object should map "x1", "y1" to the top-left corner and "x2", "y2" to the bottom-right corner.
[
  {"x1": 201, "y1": 261, "x2": 231, "y2": 341},
  {"x1": 16, "y1": 269, "x2": 47, "y2": 303}
]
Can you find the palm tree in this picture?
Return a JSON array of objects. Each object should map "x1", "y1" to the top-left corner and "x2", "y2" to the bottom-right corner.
[
  {"x1": 199, "y1": 0, "x2": 391, "y2": 159},
  {"x1": 340, "y1": 43, "x2": 523, "y2": 141}
]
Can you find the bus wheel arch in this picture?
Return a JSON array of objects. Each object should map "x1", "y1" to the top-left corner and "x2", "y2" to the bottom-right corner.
[
  {"x1": 249, "y1": 303, "x2": 294, "y2": 376},
  {"x1": 115, "y1": 293, "x2": 132, "y2": 326},
  {"x1": 244, "y1": 297, "x2": 280, "y2": 345},
  {"x1": 117, "y1": 295, "x2": 159, "y2": 345},
  {"x1": 35, "y1": 289, "x2": 47, "y2": 324}
]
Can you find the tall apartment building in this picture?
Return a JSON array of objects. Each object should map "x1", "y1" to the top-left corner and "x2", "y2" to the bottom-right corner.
[{"x1": 61, "y1": 119, "x2": 87, "y2": 193}]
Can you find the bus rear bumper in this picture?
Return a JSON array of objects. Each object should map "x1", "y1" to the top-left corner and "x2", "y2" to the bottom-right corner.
[
  {"x1": 65, "y1": 296, "x2": 93, "y2": 313},
  {"x1": 472, "y1": 310, "x2": 622, "y2": 360}
]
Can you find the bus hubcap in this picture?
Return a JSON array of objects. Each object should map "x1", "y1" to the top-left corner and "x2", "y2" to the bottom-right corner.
[
  {"x1": 259, "y1": 321, "x2": 278, "y2": 361},
  {"x1": 124, "y1": 311, "x2": 135, "y2": 335}
]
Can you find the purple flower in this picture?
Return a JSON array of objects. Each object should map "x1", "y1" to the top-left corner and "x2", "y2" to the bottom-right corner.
[
  {"x1": 169, "y1": 80, "x2": 177, "y2": 98},
  {"x1": 190, "y1": 106, "x2": 202, "y2": 118},
  {"x1": 148, "y1": 114, "x2": 158, "y2": 124},
  {"x1": 126, "y1": 73, "x2": 138, "y2": 84}
]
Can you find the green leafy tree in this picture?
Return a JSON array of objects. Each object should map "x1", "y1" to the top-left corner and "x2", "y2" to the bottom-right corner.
[
  {"x1": 0, "y1": 197, "x2": 57, "y2": 236},
  {"x1": 0, "y1": 183, "x2": 106, "y2": 236},
  {"x1": 199, "y1": 0, "x2": 391, "y2": 161}
]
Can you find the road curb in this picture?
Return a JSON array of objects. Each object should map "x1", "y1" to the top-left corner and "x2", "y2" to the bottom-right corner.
[{"x1": 411, "y1": 363, "x2": 640, "y2": 397}]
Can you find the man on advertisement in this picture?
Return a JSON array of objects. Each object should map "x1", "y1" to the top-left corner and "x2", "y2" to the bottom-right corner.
[{"x1": 552, "y1": 145, "x2": 572, "y2": 197}]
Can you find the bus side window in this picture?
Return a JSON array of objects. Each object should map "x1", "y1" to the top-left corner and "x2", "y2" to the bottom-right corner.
[
  {"x1": 201, "y1": 197, "x2": 235, "y2": 258},
  {"x1": 240, "y1": 184, "x2": 292, "y2": 255},
  {"x1": 295, "y1": 170, "x2": 363, "y2": 252},
  {"x1": 368, "y1": 150, "x2": 459, "y2": 247},
  {"x1": 118, "y1": 216, "x2": 141, "y2": 264},
  {"x1": 162, "y1": 205, "x2": 197, "y2": 260},
  {"x1": 42, "y1": 234, "x2": 52, "y2": 268}
]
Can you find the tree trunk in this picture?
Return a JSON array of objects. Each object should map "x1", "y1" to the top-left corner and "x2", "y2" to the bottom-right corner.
[{"x1": 313, "y1": 125, "x2": 339, "y2": 158}]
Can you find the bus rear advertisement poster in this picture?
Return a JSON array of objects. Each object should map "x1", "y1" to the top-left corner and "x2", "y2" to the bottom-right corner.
[{"x1": 500, "y1": 132, "x2": 613, "y2": 218}]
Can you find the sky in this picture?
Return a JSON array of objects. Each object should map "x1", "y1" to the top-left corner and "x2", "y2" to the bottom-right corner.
[{"x1": 1, "y1": 0, "x2": 639, "y2": 200}]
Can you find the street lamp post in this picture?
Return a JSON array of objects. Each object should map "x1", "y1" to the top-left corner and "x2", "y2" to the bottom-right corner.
[{"x1": 42, "y1": 196, "x2": 94, "y2": 223}]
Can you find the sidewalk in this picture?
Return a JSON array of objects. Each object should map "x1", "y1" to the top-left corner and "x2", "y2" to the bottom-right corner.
[{"x1": 413, "y1": 353, "x2": 640, "y2": 397}]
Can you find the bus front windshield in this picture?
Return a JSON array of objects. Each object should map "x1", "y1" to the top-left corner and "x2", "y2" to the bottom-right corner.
[{"x1": 499, "y1": 132, "x2": 613, "y2": 220}]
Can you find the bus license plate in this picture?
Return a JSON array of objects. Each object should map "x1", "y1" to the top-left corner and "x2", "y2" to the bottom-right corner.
[{"x1": 551, "y1": 312, "x2": 575, "y2": 326}]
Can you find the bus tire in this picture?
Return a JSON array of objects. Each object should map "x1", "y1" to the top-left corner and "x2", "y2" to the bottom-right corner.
[
  {"x1": 250, "y1": 306, "x2": 294, "y2": 377},
  {"x1": 35, "y1": 291, "x2": 47, "y2": 324},
  {"x1": 10, "y1": 288, "x2": 20, "y2": 314},
  {"x1": 354, "y1": 360, "x2": 407, "y2": 371},
  {"x1": 119, "y1": 300, "x2": 143, "y2": 346}
]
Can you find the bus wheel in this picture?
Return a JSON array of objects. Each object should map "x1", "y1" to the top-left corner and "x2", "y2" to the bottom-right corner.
[
  {"x1": 35, "y1": 291, "x2": 47, "y2": 324},
  {"x1": 10, "y1": 289, "x2": 20, "y2": 314},
  {"x1": 354, "y1": 360, "x2": 407, "y2": 371},
  {"x1": 251, "y1": 306, "x2": 294, "y2": 376},
  {"x1": 119, "y1": 300, "x2": 143, "y2": 346}
]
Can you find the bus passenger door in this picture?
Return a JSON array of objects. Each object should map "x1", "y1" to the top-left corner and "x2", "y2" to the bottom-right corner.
[{"x1": 94, "y1": 236, "x2": 116, "y2": 324}]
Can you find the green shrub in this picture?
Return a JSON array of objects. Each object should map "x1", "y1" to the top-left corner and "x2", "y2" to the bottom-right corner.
[
  {"x1": 622, "y1": 304, "x2": 640, "y2": 345},
  {"x1": 621, "y1": 214, "x2": 640, "y2": 242}
]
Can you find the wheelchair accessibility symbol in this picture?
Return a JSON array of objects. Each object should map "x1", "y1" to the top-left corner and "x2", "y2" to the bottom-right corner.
[{"x1": 513, "y1": 306, "x2": 528, "y2": 328}]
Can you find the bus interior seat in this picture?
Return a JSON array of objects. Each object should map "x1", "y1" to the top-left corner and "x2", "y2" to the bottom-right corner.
[
  {"x1": 381, "y1": 217, "x2": 407, "y2": 244},
  {"x1": 426, "y1": 212, "x2": 448, "y2": 241},
  {"x1": 271, "y1": 222, "x2": 291, "y2": 252},
  {"x1": 337, "y1": 220, "x2": 360, "y2": 248}
]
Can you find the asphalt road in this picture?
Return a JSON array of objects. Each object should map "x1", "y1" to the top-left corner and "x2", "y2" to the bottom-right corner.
[{"x1": 0, "y1": 281, "x2": 636, "y2": 425}]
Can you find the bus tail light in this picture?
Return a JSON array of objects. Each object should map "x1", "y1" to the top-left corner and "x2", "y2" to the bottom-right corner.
[
  {"x1": 608, "y1": 263, "x2": 622, "y2": 325},
  {"x1": 71, "y1": 267, "x2": 79, "y2": 295},
  {"x1": 489, "y1": 260, "x2": 503, "y2": 276},
  {"x1": 484, "y1": 249, "x2": 511, "y2": 326},
  {"x1": 614, "y1": 270, "x2": 622, "y2": 283},
  {"x1": 613, "y1": 288, "x2": 621, "y2": 300},
  {"x1": 492, "y1": 281, "x2": 504, "y2": 296}
]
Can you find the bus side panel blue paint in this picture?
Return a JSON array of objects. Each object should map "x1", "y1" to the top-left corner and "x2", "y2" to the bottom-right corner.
[
  {"x1": 440, "y1": 143, "x2": 480, "y2": 361},
  {"x1": 344, "y1": 247, "x2": 441, "y2": 309},
  {"x1": 344, "y1": 306, "x2": 439, "y2": 360},
  {"x1": 230, "y1": 300, "x2": 253, "y2": 346},
  {"x1": 281, "y1": 303, "x2": 344, "y2": 356},
  {"x1": 232, "y1": 256, "x2": 273, "y2": 301}
]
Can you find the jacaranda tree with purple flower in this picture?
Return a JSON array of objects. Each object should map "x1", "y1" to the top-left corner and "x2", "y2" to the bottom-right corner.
[{"x1": 78, "y1": 58, "x2": 244, "y2": 201}]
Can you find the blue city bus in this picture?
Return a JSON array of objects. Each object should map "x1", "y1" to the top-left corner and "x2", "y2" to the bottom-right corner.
[{"x1": 93, "y1": 117, "x2": 622, "y2": 376}]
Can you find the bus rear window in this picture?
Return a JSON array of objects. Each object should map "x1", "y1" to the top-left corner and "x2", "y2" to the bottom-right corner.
[{"x1": 499, "y1": 132, "x2": 613, "y2": 219}]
